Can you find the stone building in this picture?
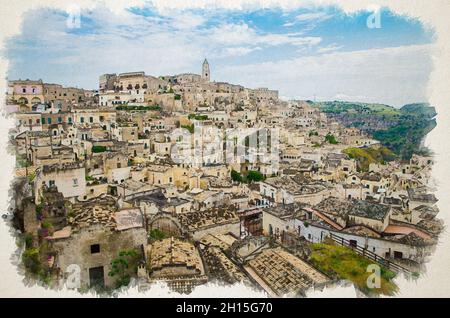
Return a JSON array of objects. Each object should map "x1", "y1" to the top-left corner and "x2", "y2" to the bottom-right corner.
[
  {"x1": 50, "y1": 196, "x2": 146, "y2": 289},
  {"x1": 202, "y1": 59, "x2": 210, "y2": 82},
  {"x1": 34, "y1": 162, "x2": 86, "y2": 203},
  {"x1": 145, "y1": 237, "x2": 207, "y2": 293}
]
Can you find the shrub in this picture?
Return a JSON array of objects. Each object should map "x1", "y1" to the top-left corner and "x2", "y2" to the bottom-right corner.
[
  {"x1": 108, "y1": 249, "x2": 141, "y2": 289},
  {"x1": 181, "y1": 124, "x2": 194, "y2": 134},
  {"x1": 246, "y1": 170, "x2": 264, "y2": 183},
  {"x1": 325, "y1": 133, "x2": 338, "y2": 144},
  {"x1": 22, "y1": 248, "x2": 42, "y2": 275},
  {"x1": 92, "y1": 145, "x2": 107, "y2": 153},
  {"x1": 149, "y1": 229, "x2": 167, "y2": 241},
  {"x1": 231, "y1": 170, "x2": 243, "y2": 183}
]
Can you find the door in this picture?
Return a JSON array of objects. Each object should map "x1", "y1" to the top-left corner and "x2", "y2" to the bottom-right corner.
[{"x1": 89, "y1": 266, "x2": 105, "y2": 288}]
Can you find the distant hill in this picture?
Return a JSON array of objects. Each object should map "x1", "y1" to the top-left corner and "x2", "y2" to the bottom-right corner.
[
  {"x1": 401, "y1": 103, "x2": 437, "y2": 117},
  {"x1": 308, "y1": 101, "x2": 436, "y2": 160}
]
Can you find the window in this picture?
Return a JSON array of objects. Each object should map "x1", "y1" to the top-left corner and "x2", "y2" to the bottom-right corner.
[
  {"x1": 22, "y1": 87, "x2": 26, "y2": 93},
  {"x1": 49, "y1": 180, "x2": 55, "y2": 187},
  {"x1": 80, "y1": 117, "x2": 84, "y2": 123},
  {"x1": 90, "y1": 244, "x2": 100, "y2": 254},
  {"x1": 58, "y1": 117, "x2": 62, "y2": 123},
  {"x1": 73, "y1": 178, "x2": 78, "y2": 186},
  {"x1": 47, "y1": 118, "x2": 51, "y2": 124},
  {"x1": 89, "y1": 117, "x2": 93, "y2": 123},
  {"x1": 393, "y1": 251, "x2": 403, "y2": 259}
]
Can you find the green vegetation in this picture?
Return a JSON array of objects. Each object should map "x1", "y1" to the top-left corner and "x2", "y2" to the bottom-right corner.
[
  {"x1": 372, "y1": 108, "x2": 436, "y2": 159},
  {"x1": 108, "y1": 249, "x2": 141, "y2": 289},
  {"x1": 246, "y1": 170, "x2": 264, "y2": 183},
  {"x1": 174, "y1": 94, "x2": 181, "y2": 100},
  {"x1": 116, "y1": 105, "x2": 161, "y2": 111},
  {"x1": 230, "y1": 169, "x2": 264, "y2": 183},
  {"x1": 310, "y1": 241, "x2": 398, "y2": 296},
  {"x1": 16, "y1": 154, "x2": 31, "y2": 168},
  {"x1": 312, "y1": 100, "x2": 402, "y2": 116},
  {"x1": 308, "y1": 130, "x2": 318, "y2": 137},
  {"x1": 41, "y1": 219, "x2": 54, "y2": 236},
  {"x1": 22, "y1": 248, "x2": 42, "y2": 276},
  {"x1": 21, "y1": 238, "x2": 54, "y2": 285},
  {"x1": 343, "y1": 146, "x2": 396, "y2": 172},
  {"x1": 92, "y1": 145, "x2": 107, "y2": 153},
  {"x1": 35, "y1": 202, "x2": 43, "y2": 219},
  {"x1": 309, "y1": 101, "x2": 436, "y2": 160},
  {"x1": 231, "y1": 170, "x2": 243, "y2": 183},
  {"x1": 325, "y1": 133, "x2": 338, "y2": 144},
  {"x1": 181, "y1": 124, "x2": 194, "y2": 134},
  {"x1": 27, "y1": 171, "x2": 36, "y2": 183},
  {"x1": 188, "y1": 114, "x2": 208, "y2": 121},
  {"x1": 24, "y1": 233, "x2": 34, "y2": 249},
  {"x1": 149, "y1": 229, "x2": 168, "y2": 241}
]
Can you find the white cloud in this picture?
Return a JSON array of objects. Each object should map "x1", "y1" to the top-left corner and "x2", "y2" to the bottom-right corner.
[
  {"x1": 224, "y1": 46, "x2": 262, "y2": 56},
  {"x1": 216, "y1": 44, "x2": 434, "y2": 106},
  {"x1": 164, "y1": 11, "x2": 206, "y2": 30},
  {"x1": 317, "y1": 44, "x2": 343, "y2": 53},
  {"x1": 4, "y1": 4, "x2": 431, "y2": 107},
  {"x1": 283, "y1": 21, "x2": 295, "y2": 27},
  {"x1": 207, "y1": 23, "x2": 321, "y2": 47},
  {"x1": 295, "y1": 12, "x2": 333, "y2": 22}
]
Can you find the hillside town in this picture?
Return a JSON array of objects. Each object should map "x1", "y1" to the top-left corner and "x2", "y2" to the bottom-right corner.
[{"x1": 5, "y1": 59, "x2": 442, "y2": 296}]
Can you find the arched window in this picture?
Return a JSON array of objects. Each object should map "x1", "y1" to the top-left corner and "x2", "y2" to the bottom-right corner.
[{"x1": 18, "y1": 97, "x2": 28, "y2": 105}]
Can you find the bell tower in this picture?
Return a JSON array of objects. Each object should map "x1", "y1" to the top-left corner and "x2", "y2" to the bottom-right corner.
[{"x1": 202, "y1": 59, "x2": 210, "y2": 82}]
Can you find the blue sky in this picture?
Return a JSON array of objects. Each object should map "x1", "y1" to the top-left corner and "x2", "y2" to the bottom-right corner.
[{"x1": 4, "y1": 4, "x2": 434, "y2": 106}]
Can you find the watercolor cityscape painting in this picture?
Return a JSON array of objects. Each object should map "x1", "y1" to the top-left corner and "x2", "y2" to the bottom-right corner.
[{"x1": 0, "y1": 1, "x2": 446, "y2": 299}]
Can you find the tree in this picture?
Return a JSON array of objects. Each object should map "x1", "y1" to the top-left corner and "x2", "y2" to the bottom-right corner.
[
  {"x1": 108, "y1": 249, "x2": 140, "y2": 288},
  {"x1": 325, "y1": 133, "x2": 338, "y2": 144},
  {"x1": 92, "y1": 145, "x2": 107, "y2": 153},
  {"x1": 230, "y1": 170, "x2": 243, "y2": 183},
  {"x1": 246, "y1": 170, "x2": 264, "y2": 183}
]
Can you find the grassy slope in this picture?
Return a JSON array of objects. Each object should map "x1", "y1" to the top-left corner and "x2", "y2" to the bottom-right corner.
[
  {"x1": 310, "y1": 242, "x2": 398, "y2": 296},
  {"x1": 343, "y1": 146, "x2": 396, "y2": 172}
]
